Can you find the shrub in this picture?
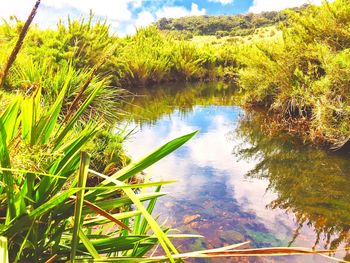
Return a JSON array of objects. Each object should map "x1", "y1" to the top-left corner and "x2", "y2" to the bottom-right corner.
[{"x1": 0, "y1": 87, "x2": 196, "y2": 262}]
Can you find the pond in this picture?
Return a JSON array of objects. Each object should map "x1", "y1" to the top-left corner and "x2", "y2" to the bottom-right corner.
[{"x1": 122, "y1": 82, "x2": 350, "y2": 262}]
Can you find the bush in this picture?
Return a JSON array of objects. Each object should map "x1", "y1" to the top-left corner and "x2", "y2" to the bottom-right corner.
[
  {"x1": 236, "y1": 0, "x2": 350, "y2": 147},
  {"x1": 0, "y1": 88, "x2": 196, "y2": 262}
]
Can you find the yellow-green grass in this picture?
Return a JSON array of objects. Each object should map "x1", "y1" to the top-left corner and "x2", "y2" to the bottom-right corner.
[{"x1": 190, "y1": 26, "x2": 282, "y2": 47}]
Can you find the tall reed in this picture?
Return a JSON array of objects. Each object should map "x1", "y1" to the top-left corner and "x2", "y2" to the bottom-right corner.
[{"x1": 0, "y1": 0, "x2": 41, "y2": 88}]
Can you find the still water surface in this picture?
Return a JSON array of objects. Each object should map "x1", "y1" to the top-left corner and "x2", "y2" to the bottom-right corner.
[{"x1": 122, "y1": 82, "x2": 350, "y2": 262}]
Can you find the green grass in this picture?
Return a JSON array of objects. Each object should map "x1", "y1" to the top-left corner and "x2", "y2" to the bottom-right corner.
[
  {"x1": 235, "y1": 0, "x2": 350, "y2": 148},
  {"x1": 190, "y1": 26, "x2": 282, "y2": 47}
]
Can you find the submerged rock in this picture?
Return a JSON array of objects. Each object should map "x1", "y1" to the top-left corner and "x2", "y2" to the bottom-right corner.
[
  {"x1": 219, "y1": 230, "x2": 245, "y2": 243},
  {"x1": 183, "y1": 214, "x2": 201, "y2": 224}
]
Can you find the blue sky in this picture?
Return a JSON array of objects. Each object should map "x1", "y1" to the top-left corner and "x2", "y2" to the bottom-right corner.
[
  {"x1": 139, "y1": 0, "x2": 253, "y2": 15},
  {"x1": 0, "y1": 0, "x2": 325, "y2": 35}
]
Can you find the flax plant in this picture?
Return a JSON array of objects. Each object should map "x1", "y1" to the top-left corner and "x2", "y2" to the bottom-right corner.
[{"x1": 0, "y1": 85, "x2": 197, "y2": 262}]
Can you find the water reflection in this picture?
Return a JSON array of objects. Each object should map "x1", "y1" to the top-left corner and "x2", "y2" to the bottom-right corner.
[
  {"x1": 122, "y1": 82, "x2": 238, "y2": 124},
  {"x1": 234, "y1": 112, "x2": 350, "y2": 260},
  {"x1": 125, "y1": 106, "x2": 288, "y2": 256},
  {"x1": 122, "y1": 83, "x2": 350, "y2": 262}
]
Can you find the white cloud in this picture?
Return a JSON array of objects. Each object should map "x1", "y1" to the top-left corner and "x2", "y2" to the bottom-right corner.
[
  {"x1": 126, "y1": 3, "x2": 206, "y2": 35},
  {"x1": 156, "y1": 3, "x2": 206, "y2": 19},
  {"x1": 0, "y1": 0, "x2": 205, "y2": 35},
  {"x1": 124, "y1": 107, "x2": 297, "y2": 240},
  {"x1": 123, "y1": 10, "x2": 156, "y2": 35},
  {"x1": 44, "y1": 0, "x2": 136, "y2": 22},
  {"x1": 0, "y1": 0, "x2": 138, "y2": 33},
  {"x1": 0, "y1": 0, "x2": 139, "y2": 22},
  {"x1": 249, "y1": 0, "x2": 332, "y2": 13},
  {"x1": 135, "y1": 10, "x2": 156, "y2": 27},
  {"x1": 208, "y1": 0, "x2": 234, "y2": 5},
  {"x1": 0, "y1": 0, "x2": 36, "y2": 20},
  {"x1": 123, "y1": 10, "x2": 155, "y2": 35}
]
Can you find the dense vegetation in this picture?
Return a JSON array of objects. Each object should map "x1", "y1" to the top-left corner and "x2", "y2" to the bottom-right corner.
[
  {"x1": 155, "y1": 7, "x2": 306, "y2": 38},
  {"x1": 236, "y1": 0, "x2": 350, "y2": 148},
  {"x1": 0, "y1": 18, "x2": 237, "y2": 90},
  {"x1": 0, "y1": 1, "x2": 208, "y2": 262},
  {"x1": 0, "y1": 3, "x2": 201, "y2": 262},
  {"x1": 1, "y1": 0, "x2": 350, "y2": 260},
  {"x1": 1, "y1": 1, "x2": 349, "y2": 149},
  {"x1": 153, "y1": 0, "x2": 350, "y2": 148},
  {"x1": 0, "y1": 2, "x2": 313, "y2": 262},
  {"x1": 0, "y1": 80, "x2": 197, "y2": 262},
  {"x1": 156, "y1": 11, "x2": 282, "y2": 37}
]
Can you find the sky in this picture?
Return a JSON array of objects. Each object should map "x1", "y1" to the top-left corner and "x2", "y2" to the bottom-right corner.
[{"x1": 0, "y1": 0, "x2": 326, "y2": 36}]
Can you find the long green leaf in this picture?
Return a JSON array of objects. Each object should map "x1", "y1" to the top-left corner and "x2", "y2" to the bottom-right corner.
[
  {"x1": 0, "y1": 97, "x2": 21, "y2": 143},
  {"x1": 35, "y1": 124, "x2": 99, "y2": 204},
  {"x1": 87, "y1": 131, "x2": 197, "y2": 201},
  {"x1": 21, "y1": 95, "x2": 34, "y2": 144},
  {"x1": 112, "y1": 131, "x2": 197, "y2": 182},
  {"x1": 0, "y1": 121, "x2": 15, "y2": 223},
  {"x1": 131, "y1": 186, "x2": 162, "y2": 257},
  {"x1": 22, "y1": 87, "x2": 41, "y2": 145},
  {"x1": 74, "y1": 235, "x2": 157, "y2": 254},
  {"x1": 36, "y1": 66, "x2": 73, "y2": 144},
  {"x1": 54, "y1": 81, "x2": 105, "y2": 146},
  {"x1": 32, "y1": 189, "x2": 79, "y2": 219},
  {"x1": 0, "y1": 237, "x2": 8, "y2": 263},
  {"x1": 4, "y1": 188, "x2": 80, "y2": 237},
  {"x1": 82, "y1": 192, "x2": 166, "y2": 215},
  {"x1": 71, "y1": 152, "x2": 91, "y2": 262},
  {"x1": 89, "y1": 170, "x2": 178, "y2": 263},
  {"x1": 14, "y1": 221, "x2": 34, "y2": 263},
  {"x1": 78, "y1": 229, "x2": 101, "y2": 259}
]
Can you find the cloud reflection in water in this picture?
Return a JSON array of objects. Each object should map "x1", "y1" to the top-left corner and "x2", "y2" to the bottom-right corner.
[{"x1": 125, "y1": 106, "x2": 295, "y2": 249}]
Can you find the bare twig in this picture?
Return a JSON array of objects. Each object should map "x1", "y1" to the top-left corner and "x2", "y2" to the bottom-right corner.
[{"x1": 0, "y1": 0, "x2": 41, "y2": 88}]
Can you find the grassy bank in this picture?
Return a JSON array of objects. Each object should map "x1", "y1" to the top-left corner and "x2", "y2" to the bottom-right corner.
[
  {"x1": 236, "y1": 0, "x2": 350, "y2": 148},
  {"x1": 1, "y1": 1, "x2": 350, "y2": 148},
  {"x1": 153, "y1": 0, "x2": 350, "y2": 148},
  {"x1": 0, "y1": 19, "x2": 238, "y2": 90}
]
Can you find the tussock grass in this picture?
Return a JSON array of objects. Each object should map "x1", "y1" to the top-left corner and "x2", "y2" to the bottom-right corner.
[{"x1": 236, "y1": 0, "x2": 350, "y2": 148}]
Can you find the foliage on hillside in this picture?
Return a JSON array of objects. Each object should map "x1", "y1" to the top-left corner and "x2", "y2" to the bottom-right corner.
[{"x1": 155, "y1": 6, "x2": 306, "y2": 38}]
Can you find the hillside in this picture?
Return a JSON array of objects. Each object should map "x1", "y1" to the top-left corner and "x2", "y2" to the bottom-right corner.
[{"x1": 155, "y1": 6, "x2": 306, "y2": 38}]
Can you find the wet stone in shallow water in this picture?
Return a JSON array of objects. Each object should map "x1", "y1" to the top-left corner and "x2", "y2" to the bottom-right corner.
[
  {"x1": 219, "y1": 230, "x2": 246, "y2": 243},
  {"x1": 183, "y1": 214, "x2": 201, "y2": 225}
]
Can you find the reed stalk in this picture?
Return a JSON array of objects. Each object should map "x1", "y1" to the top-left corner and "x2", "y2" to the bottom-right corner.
[
  {"x1": 0, "y1": 0, "x2": 41, "y2": 88},
  {"x1": 64, "y1": 45, "x2": 116, "y2": 122}
]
